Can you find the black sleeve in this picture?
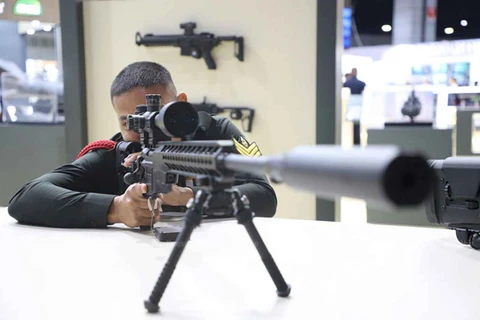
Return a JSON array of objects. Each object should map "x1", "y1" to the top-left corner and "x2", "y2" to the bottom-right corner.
[
  {"x1": 7, "y1": 149, "x2": 119, "y2": 228},
  {"x1": 191, "y1": 116, "x2": 278, "y2": 218}
]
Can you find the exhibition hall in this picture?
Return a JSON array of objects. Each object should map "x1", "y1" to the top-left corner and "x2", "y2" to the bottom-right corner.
[{"x1": 0, "y1": 0, "x2": 479, "y2": 319}]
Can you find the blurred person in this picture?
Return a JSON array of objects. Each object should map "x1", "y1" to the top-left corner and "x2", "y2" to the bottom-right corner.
[
  {"x1": 343, "y1": 68, "x2": 366, "y2": 94},
  {"x1": 344, "y1": 73, "x2": 352, "y2": 83},
  {"x1": 449, "y1": 77, "x2": 458, "y2": 86},
  {"x1": 7, "y1": 61, "x2": 277, "y2": 228}
]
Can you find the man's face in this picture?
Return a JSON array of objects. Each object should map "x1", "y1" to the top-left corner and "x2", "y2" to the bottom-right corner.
[{"x1": 112, "y1": 85, "x2": 177, "y2": 142}]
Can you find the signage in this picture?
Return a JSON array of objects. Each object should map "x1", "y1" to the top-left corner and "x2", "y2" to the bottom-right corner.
[
  {"x1": 343, "y1": 7, "x2": 352, "y2": 49},
  {"x1": 13, "y1": 0, "x2": 43, "y2": 16},
  {"x1": 0, "y1": 2, "x2": 5, "y2": 14}
]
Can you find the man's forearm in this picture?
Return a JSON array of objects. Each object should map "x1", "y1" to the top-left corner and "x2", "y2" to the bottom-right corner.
[
  {"x1": 8, "y1": 180, "x2": 115, "y2": 228},
  {"x1": 232, "y1": 183, "x2": 277, "y2": 217}
]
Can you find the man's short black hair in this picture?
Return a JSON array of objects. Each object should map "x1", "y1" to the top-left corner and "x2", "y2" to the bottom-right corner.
[{"x1": 110, "y1": 61, "x2": 176, "y2": 102}]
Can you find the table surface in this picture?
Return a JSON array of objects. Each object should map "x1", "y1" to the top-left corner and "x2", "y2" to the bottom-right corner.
[{"x1": 1, "y1": 207, "x2": 479, "y2": 320}]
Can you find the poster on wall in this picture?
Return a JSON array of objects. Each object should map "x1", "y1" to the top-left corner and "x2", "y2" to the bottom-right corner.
[{"x1": 410, "y1": 62, "x2": 470, "y2": 86}]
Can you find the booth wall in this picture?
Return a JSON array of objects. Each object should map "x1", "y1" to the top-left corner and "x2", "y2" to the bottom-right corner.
[{"x1": 82, "y1": 0, "x2": 317, "y2": 220}]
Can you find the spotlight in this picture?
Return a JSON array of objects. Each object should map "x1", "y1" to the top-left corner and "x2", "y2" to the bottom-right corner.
[
  {"x1": 381, "y1": 24, "x2": 392, "y2": 32},
  {"x1": 444, "y1": 27, "x2": 454, "y2": 35}
]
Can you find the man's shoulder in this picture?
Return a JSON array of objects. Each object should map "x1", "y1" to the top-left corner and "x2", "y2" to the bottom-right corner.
[
  {"x1": 75, "y1": 133, "x2": 122, "y2": 161},
  {"x1": 194, "y1": 112, "x2": 238, "y2": 139},
  {"x1": 211, "y1": 114, "x2": 231, "y2": 126},
  {"x1": 211, "y1": 115, "x2": 243, "y2": 138}
]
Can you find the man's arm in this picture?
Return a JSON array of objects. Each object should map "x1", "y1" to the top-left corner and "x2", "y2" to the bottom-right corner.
[
  {"x1": 7, "y1": 150, "x2": 119, "y2": 228},
  {"x1": 198, "y1": 116, "x2": 277, "y2": 217}
]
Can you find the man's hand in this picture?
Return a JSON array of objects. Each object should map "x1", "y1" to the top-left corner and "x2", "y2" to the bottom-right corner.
[
  {"x1": 123, "y1": 152, "x2": 141, "y2": 168},
  {"x1": 122, "y1": 152, "x2": 194, "y2": 207},
  {"x1": 162, "y1": 185, "x2": 194, "y2": 206},
  {"x1": 107, "y1": 183, "x2": 162, "y2": 228}
]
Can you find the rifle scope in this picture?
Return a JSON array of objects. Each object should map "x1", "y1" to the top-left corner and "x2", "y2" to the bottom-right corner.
[{"x1": 126, "y1": 94, "x2": 199, "y2": 142}]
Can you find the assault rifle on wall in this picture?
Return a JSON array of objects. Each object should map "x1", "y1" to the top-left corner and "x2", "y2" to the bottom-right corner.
[{"x1": 135, "y1": 22, "x2": 244, "y2": 70}]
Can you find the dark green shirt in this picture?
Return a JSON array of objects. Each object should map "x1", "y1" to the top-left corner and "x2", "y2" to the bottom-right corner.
[{"x1": 7, "y1": 115, "x2": 277, "y2": 228}]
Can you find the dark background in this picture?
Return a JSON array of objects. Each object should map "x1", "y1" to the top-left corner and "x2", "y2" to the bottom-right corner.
[{"x1": 351, "y1": 0, "x2": 480, "y2": 41}]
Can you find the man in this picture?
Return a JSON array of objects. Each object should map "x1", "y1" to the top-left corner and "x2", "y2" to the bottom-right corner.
[
  {"x1": 343, "y1": 68, "x2": 366, "y2": 95},
  {"x1": 7, "y1": 61, "x2": 277, "y2": 228}
]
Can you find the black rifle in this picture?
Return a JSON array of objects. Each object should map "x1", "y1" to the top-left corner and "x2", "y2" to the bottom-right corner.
[
  {"x1": 426, "y1": 157, "x2": 480, "y2": 250},
  {"x1": 119, "y1": 94, "x2": 433, "y2": 313},
  {"x1": 192, "y1": 97, "x2": 255, "y2": 132},
  {"x1": 135, "y1": 22, "x2": 244, "y2": 70}
]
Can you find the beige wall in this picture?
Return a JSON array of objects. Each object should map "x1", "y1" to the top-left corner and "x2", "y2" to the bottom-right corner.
[{"x1": 83, "y1": 0, "x2": 317, "y2": 220}]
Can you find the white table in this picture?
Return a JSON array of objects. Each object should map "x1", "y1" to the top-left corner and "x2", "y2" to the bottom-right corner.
[{"x1": 1, "y1": 207, "x2": 479, "y2": 320}]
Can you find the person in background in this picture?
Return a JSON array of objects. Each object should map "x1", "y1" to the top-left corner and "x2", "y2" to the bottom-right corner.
[
  {"x1": 344, "y1": 73, "x2": 352, "y2": 82},
  {"x1": 343, "y1": 68, "x2": 365, "y2": 146},
  {"x1": 449, "y1": 77, "x2": 458, "y2": 86},
  {"x1": 343, "y1": 68, "x2": 366, "y2": 94},
  {"x1": 7, "y1": 61, "x2": 277, "y2": 229}
]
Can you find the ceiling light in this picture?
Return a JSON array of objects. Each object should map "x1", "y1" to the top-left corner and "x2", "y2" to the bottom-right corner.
[
  {"x1": 381, "y1": 24, "x2": 392, "y2": 32},
  {"x1": 461, "y1": 20, "x2": 468, "y2": 27},
  {"x1": 43, "y1": 25, "x2": 52, "y2": 32},
  {"x1": 444, "y1": 27, "x2": 454, "y2": 35},
  {"x1": 26, "y1": 28, "x2": 35, "y2": 35},
  {"x1": 31, "y1": 19, "x2": 40, "y2": 27}
]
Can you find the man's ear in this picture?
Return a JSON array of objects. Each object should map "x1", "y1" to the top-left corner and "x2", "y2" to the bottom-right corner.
[{"x1": 177, "y1": 92, "x2": 188, "y2": 102}]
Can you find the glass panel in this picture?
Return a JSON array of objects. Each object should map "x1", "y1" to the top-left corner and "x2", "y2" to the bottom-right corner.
[
  {"x1": 1, "y1": 72, "x2": 60, "y2": 122},
  {"x1": 0, "y1": 1, "x2": 63, "y2": 123},
  {"x1": 471, "y1": 113, "x2": 480, "y2": 154}
]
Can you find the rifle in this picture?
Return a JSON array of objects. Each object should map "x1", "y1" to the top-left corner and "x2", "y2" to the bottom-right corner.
[
  {"x1": 192, "y1": 96, "x2": 255, "y2": 132},
  {"x1": 135, "y1": 22, "x2": 244, "y2": 70},
  {"x1": 426, "y1": 157, "x2": 480, "y2": 250},
  {"x1": 119, "y1": 94, "x2": 433, "y2": 313}
]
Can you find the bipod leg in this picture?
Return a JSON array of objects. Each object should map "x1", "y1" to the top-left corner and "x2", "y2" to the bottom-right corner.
[
  {"x1": 231, "y1": 190, "x2": 291, "y2": 297},
  {"x1": 144, "y1": 190, "x2": 208, "y2": 313}
]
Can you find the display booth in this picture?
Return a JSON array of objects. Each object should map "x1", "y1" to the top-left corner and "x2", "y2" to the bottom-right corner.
[
  {"x1": 0, "y1": 0, "x2": 85, "y2": 206},
  {"x1": 341, "y1": 39, "x2": 480, "y2": 227}
]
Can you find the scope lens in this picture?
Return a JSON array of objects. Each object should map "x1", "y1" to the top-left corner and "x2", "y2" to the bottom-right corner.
[{"x1": 156, "y1": 101, "x2": 199, "y2": 138}]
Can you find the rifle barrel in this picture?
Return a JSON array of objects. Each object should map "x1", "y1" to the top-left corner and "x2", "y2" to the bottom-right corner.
[
  {"x1": 223, "y1": 145, "x2": 432, "y2": 208},
  {"x1": 137, "y1": 35, "x2": 184, "y2": 46}
]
